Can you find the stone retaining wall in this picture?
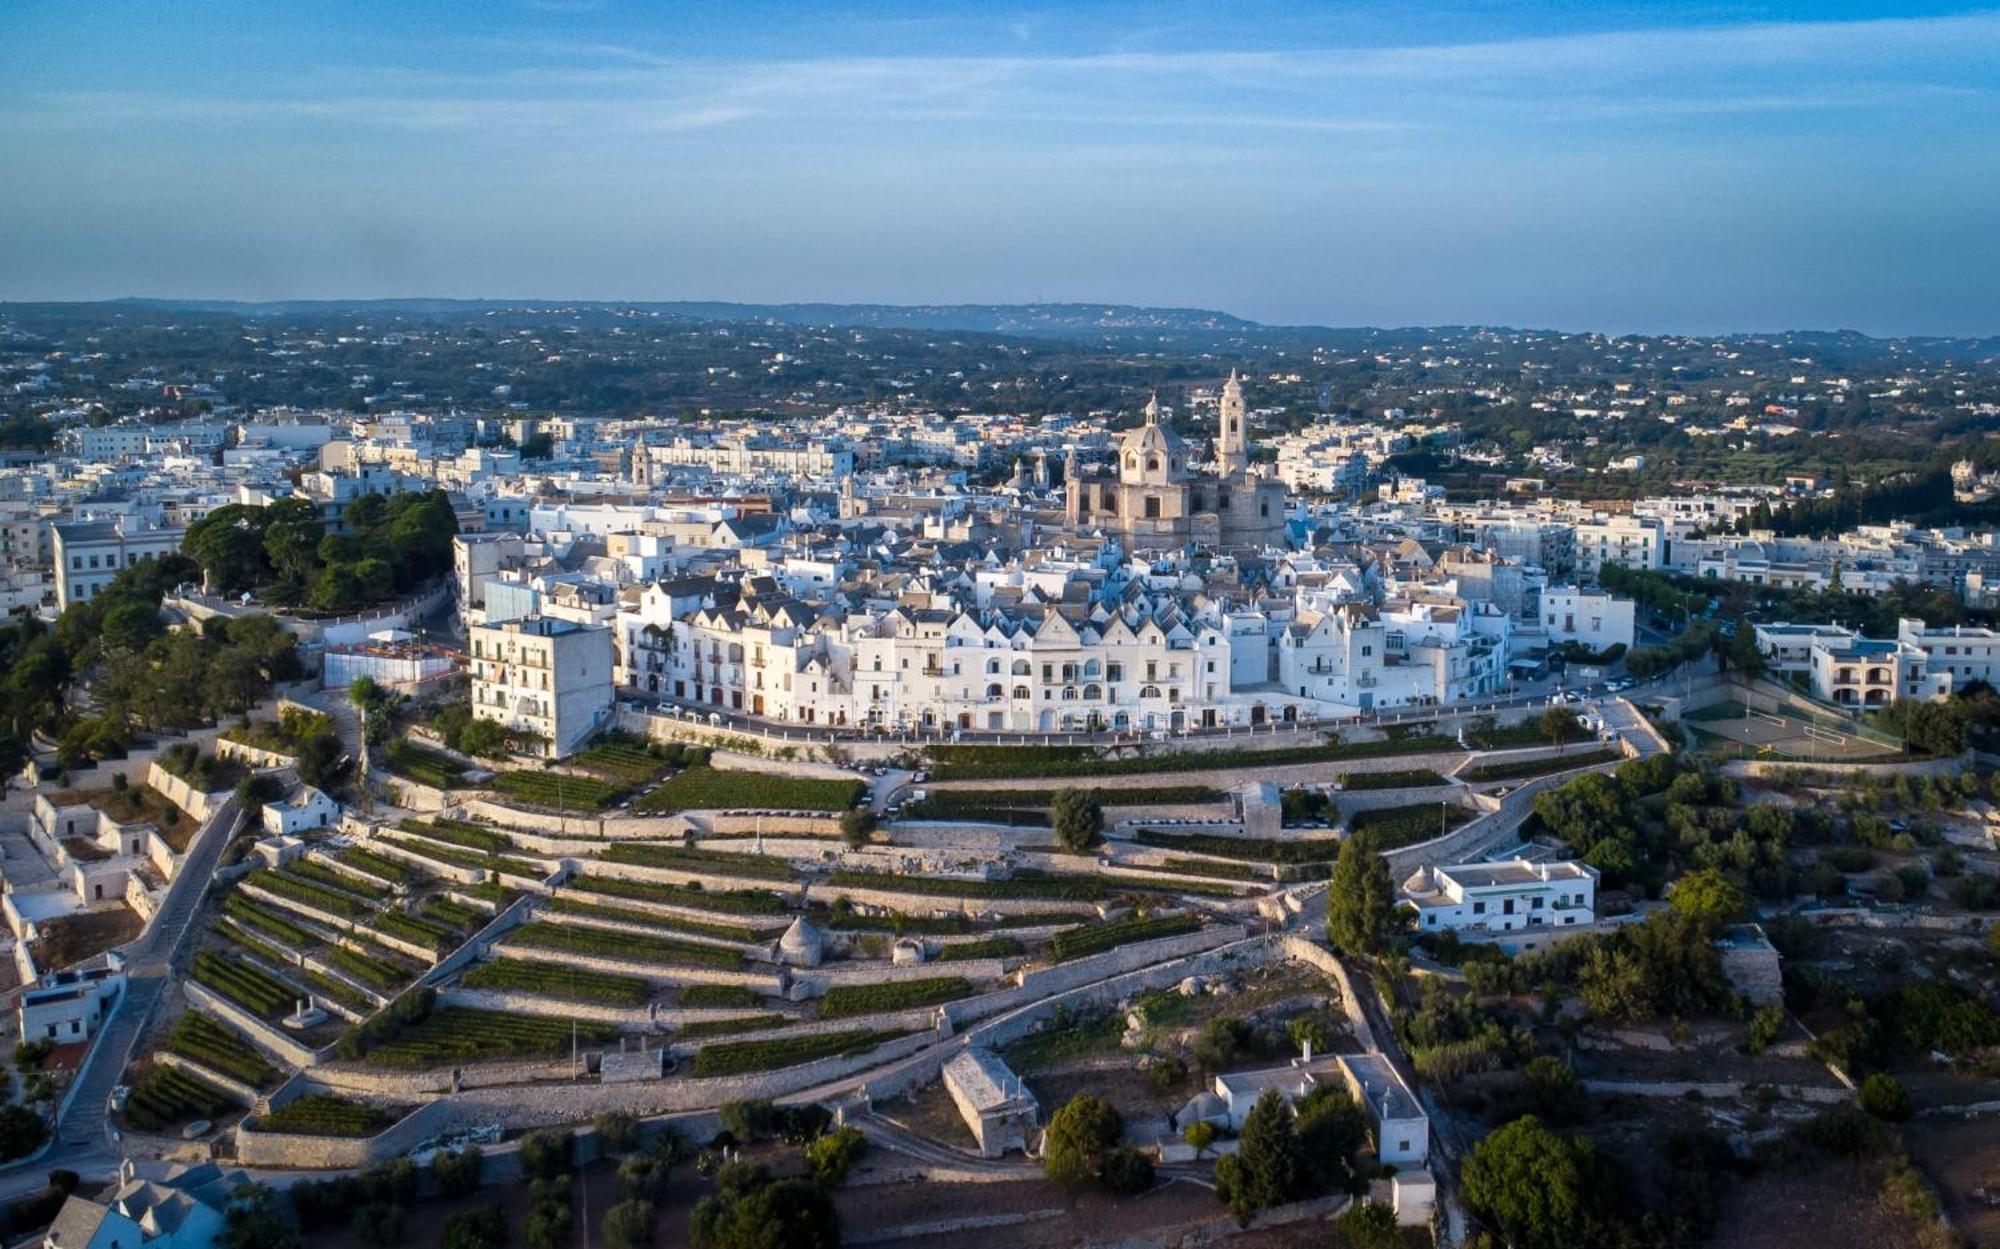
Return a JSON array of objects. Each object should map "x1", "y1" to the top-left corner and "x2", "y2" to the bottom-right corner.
[
  {"x1": 155, "y1": 1050, "x2": 263, "y2": 1107},
  {"x1": 184, "y1": 981, "x2": 325, "y2": 1070},
  {"x1": 236, "y1": 1095, "x2": 457, "y2": 1169},
  {"x1": 705, "y1": 813, "x2": 844, "y2": 838},
  {"x1": 145, "y1": 763, "x2": 220, "y2": 825},
  {"x1": 496, "y1": 941, "x2": 786, "y2": 993},
  {"x1": 215, "y1": 739, "x2": 300, "y2": 771}
]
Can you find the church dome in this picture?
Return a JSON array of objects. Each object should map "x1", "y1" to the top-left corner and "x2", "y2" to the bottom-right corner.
[{"x1": 1119, "y1": 395, "x2": 1190, "y2": 485}]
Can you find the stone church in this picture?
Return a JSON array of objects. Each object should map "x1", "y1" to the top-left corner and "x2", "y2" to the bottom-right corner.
[{"x1": 1064, "y1": 371, "x2": 1289, "y2": 551}]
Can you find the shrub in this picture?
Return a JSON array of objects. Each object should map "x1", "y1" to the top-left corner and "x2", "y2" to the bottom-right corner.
[
  {"x1": 1858, "y1": 1073, "x2": 1912, "y2": 1122},
  {"x1": 432, "y1": 1145, "x2": 484, "y2": 1198},
  {"x1": 805, "y1": 1125, "x2": 868, "y2": 1185},
  {"x1": 521, "y1": 1129, "x2": 576, "y2": 1180},
  {"x1": 595, "y1": 1111, "x2": 640, "y2": 1154}
]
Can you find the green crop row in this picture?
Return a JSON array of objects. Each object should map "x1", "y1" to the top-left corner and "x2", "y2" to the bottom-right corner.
[
  {"x1": 932, "y1": 936, "x2": 1025, "y2": 961},
  {"x1": 460, "y1": 957, "x2": 653, "y2": 1006},
  {"x1": 397, "y1": 817, "x2": 512, "y2": 854},
  {"x1": 254, "y1": 1093, "x2": 393, "y2": 1137},
  {"x1": 359, "y1": 1008, "x2": 615, "y2": 1070},
  {"x1": 492, "y1": 770, "x2": 626, "y2": 811},
  {"x1": 223, "y1": 894, "x2": 314, "y2": 949},
  {"x1": 1348, "y1": 801, "x2": 1475, "y2": 849},
  {"x1": 383, "y1": 739, "x2": 468, "y2": 789},
  {"x1": 828, "y1": 869, "x2": 1108, "y2": 901},
  {"x1": 602, "y1": 842, "x2": 797, "y2": 881},
  {"x1": 690, "y1": 1029, "x2": 908, "y2": 1077},
  {"x1": 253, "y1": 868, "x2": 376, "y2": 918},
  {"x1": 681, "y1": 984, "x2": 764, "y2": 1009},
  {"x1": 1460, "y1": 749, "x2": 1621, "y2": 783},
  {"x1": 819, "y1": 976, "x2": 974, "y2": 1019},
  {"x1": 372, "y1": 910, "x2": 458, "y2": 953},
  {"x1": 571, "y1": 742, "x2": 672, "y2": 784},
  {"x1": 927, "y1": 736, "x2": 1463, "y2": 780},
  {"x1": 506, "y1": 920, "x2": 745, "y2": 970},
  {"x1": 165, "y1": 1012, "x2": 277, "y2": 1088},
  {"x1": 677, "y1": 1014, "x2": 790, "y2": 1040},
  {"x1": 126, "y1": 1066, "x2": 233, "y2": 1134},
  {"x1": 547, "y1": 896, "x2": 764, "y2": 943},
  {"x1": 336, "y1": 847, "x2": 427, "y2": 886},
  {"x1": 1340, "y1": 768, "x2": 1449, "y2": 791},
  {"x1": 322, "y1": 943, "x2": 410, "y2": 993},
  {"x1": 193, "y1": 950, "x2": 300, "y2": 1020},
  {"x1": 568, "y1": 874, "x2": 791, "y2": 915},
  {"x1": 377, "y1": 835, "x2": 548, "y2": 881},
  {"x1": 633, "y1": 768, "x2": 864, "y2": 815},
  {"x1": 1131, "y1": 828, "x2": 1341, "y2": 865},
  {"x1": 1050, "y1": 914, "x2": 1200, "y2": 962}
]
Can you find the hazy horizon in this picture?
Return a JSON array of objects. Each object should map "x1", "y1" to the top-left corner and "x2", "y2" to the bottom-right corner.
[{"x1": 6, "y1": 1, "x2": 1999, "y2": 336}]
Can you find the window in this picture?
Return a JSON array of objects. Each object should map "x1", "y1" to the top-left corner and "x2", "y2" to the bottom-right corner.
[
  {"x1": 1144, "y1": 496, "x2": 1161, "y2": 519},
  {"x1": 1472, "y1": 901, "x2": 1486, "y2": 915}
]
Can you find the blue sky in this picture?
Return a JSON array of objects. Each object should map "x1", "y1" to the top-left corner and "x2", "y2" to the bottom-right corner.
[{"x1": 3, "y1": 1, "x2": 1997, "y2": 334}]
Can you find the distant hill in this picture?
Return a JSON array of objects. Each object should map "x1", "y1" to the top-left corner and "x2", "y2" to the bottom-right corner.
[{"x1": 69, "y1": 298, "x2": 1267, "y2": 339}]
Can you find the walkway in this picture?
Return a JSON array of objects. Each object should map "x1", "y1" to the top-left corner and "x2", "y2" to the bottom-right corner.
[{"x1": 4, "y1": 795, "x2": 245, "y2": 1196}]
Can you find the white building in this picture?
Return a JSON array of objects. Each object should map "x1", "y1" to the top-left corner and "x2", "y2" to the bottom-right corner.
[
  {"x1": 1573, "y1": 514, "x2": 1664, "y2": 578},
  {"x1": 1399, "y1": 858, "x2": 1598, "y2": 936},
  {"x1": 259, "y1": 785, "x2": 341, "y2": 837},
  {"x1": 51, "y1": 520, "x2": 184, "y2": 609},
  {"x1": 469, "y1": 615, "x2": 615, "y2": 757},
  {"x1": 1897, "y1": 617, "x2": 2000, "y2": 694},
  {"x1": 1539, "y1": 588, "x2": 1636, "y2": 654},
  {"x1": 1210, "y1": 1053, "x2": 1428, "y2": 1166},
  {"x1": 17, "y1": 961, "x2": 126, "y2": 1045}
]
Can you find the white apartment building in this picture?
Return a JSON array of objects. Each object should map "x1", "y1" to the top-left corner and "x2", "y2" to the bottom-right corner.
[
  {"x1": 1539, "y1": 588, "x2": 1637, "y2": 654},
  {"x1": 1399, "y1": 858, "x2": 1599, "y2": 936},
  {"x1": 649, "y1": 438, "x2": 853, "y2": 479},
  {"x1": 51, "y1": 520, "x2": 184, "y2": 609},
  {"x1": 1573, "y1": 514, "x2": 1665, "y2": 578},
  {"x1": 1753, "y1": 621, "x2": 1860, "y2": 677},
  {"x1": 1807, "y1": 635, "x2": 1945, "y2": 708},
  {"x1": 621, "y1": 587, "x2": 1425, "y2": 733},
  {"x1": 1897, "y1": 618, "x2": 2000, "y2": 692},
  {"x1": 469, "y1": 615, "x2": 615, "y2": 757}
]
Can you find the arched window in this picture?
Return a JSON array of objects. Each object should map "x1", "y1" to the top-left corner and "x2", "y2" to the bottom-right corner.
[
  {"x1": 1012, "y1": 685, "x2": 1031, "y2": 700},
  {"x1": 1082, "y1": 659, "x2": 1100, "y2": 677},
  {"x1": 1140, "y1": 684, "x2": 1162, "y2": 699},
  {"x1": 1083, "y1": 683, "x2": 1102, "y2": 700},
  {"x1": 1012, "y1": 659, "x2": 1032, "y2": 676},
  {"x1": 986, "y1": 658, "x2": 1000, "y2": 674},
  {"x1": 986, "y1": 683, "x2": 1003, "y2": 698}
]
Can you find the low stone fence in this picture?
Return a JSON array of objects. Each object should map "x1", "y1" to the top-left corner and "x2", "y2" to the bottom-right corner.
[
  {"x1": 460, "y1": 798, "x2": 611, "y2": 839},
  {"x1": 1583, "y1": 1079, "x2": 1849, "y2": 1104},
  {"x1": 810, "y1": 879, "x2": 1101, "y2": 919},
  {"x1": 704, "y1": 813, "x2": 843, "y2": 838},
  {"x1": 419, "y1": 892, "x2": 538, "y2": 987},
  {"x1": 1721, "y1": 752, "x2": 1971, "y2": 780}
]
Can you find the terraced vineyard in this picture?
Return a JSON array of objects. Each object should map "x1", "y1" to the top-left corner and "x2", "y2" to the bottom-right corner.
[
  {"x1": 828, "y1": 869, "x2": 1109, "y2": 901},
  {"x1": 289, "y1": 859, "x2": 392, "y2": 900},
  {"x1": 255, "y1": 1093, "x2": 393, "y2": 1136},
  {"x1": 681, "y1": 984, "x2": 763, "y2": 1009},
  {"x1": 165, "y1": 1013, "x2": 277, "y2": 1088},
  {"x1": 569, "y1": 874, "x2": 790, "y2": 915},
  {"x1": 223, "y1": 895, "x2": 314, "y2": 948},
  {"x1": 492, "y1": 770, "x2": 625, "y2": 811},
  {"x1": 633, "y1": 767, "x2": 865, "y2": 815},
  {"x1": 690, "y1": 1028, "x2": 909, "y2": 1077},
  {"x1": 932, "y1": 936, "x2": 1025, "y2": 962},
  {"x1": 1460, "y1": 748, "x2": 1621, "y2": 782},
  {"x1": 1130, "y1": 828, "x2": 1342, "y2": 864},
  {"x1": 819, "y1": 976, "x2": 975, "y2": 1019},
  {"x1": 602, "y1": 842, "x2": 796, "y2": 881},
  {"x1": 336, "y1": 847, "x2": 427, "y2": 886},
  {"x1": 125, "y1": 1066, "x2": 234, "y2": 1133},
  {"x1": 572, "y1": 740, "x2": 673, "y2": 784},
  {"x1": 252, "y1": 868, "x2": 376, "y2": 918},
  {"x1": 323, "y1": 943, "x2": 410, "y2": 993},
  {"x1": 506, "y1": 921, "x2": 745, "y2": 970},
  {"x1": 373, "y1": 910, "x2": 459, "y2": 953},
  {"x1": 192, "y1": 951, "x2": 301, "y2": 1020},
  {"x1": 379, "y1": 835, "x2": 550, "y2": 881},
  {"x1": 1050, "y1": 914, "x2": 1200, "y2": 961},
  {"x1": 383, "y1": 740, "x2": 467, "y2": 789},
  {"x1": 360, "y1": 1008, "x2": 615, "y2": 1069},
  {"x1": 1348, "y1": 800, "x2": 1475, "y2": 849},
  {"x1": 548, "y1": 896, "x2": 764, "y2": 943},
  {"x1": 461, "y1": 957, "x2": 654, "y2": 1006},
  {"x1": 398, "y1": 817, "x2": 512, "y2": 854},
  {"x1": 677, "y1": 1015, "x2": 789, "y2": 1040}
]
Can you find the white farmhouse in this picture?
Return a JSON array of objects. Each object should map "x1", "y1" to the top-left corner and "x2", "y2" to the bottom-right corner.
[{"x1": 1400, "y1": 858, "x2": 1598, "y2": 937}]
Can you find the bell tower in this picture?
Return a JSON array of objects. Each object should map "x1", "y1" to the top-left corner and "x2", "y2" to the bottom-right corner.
[{"x1": 1218, "y1": 369, "x2": 1249, "y2": 478}]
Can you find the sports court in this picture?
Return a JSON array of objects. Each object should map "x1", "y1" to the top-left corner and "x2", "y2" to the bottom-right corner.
[{"x1": 1683, "y1": 699, "x2": 1903, "y2": 762}]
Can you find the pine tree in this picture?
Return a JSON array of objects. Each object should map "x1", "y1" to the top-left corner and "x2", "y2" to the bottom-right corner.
[
  {"x1": 1327, "y1": 829, "x2": 1395, "y2": 956},
  {"x1": 1233, "y1": 1090, "x2": 1302, "y2": 1217}
]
